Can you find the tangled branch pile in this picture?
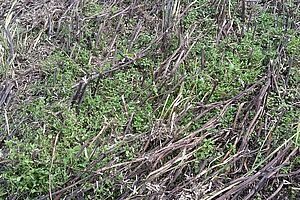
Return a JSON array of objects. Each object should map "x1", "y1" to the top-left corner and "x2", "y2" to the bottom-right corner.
[{"x1": 0, "y1": 0, "x2": 299, "y2": 199}]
